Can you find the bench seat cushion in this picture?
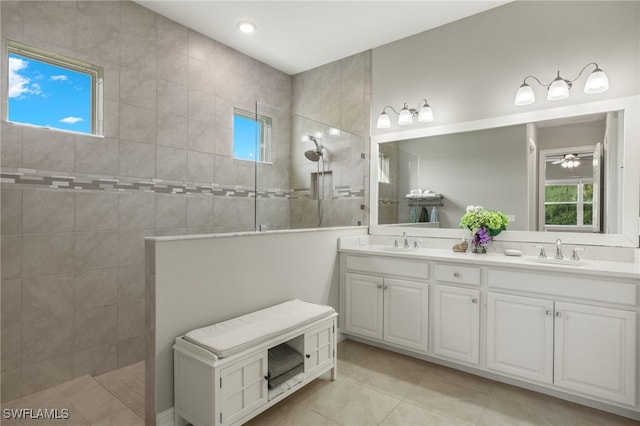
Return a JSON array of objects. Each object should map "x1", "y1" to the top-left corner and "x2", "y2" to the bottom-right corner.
[{"x1": 184, "y1": 299, "x2": 335, "y2": 358}]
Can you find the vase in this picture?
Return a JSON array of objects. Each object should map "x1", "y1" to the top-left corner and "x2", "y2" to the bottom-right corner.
[{"x1": 471, "y1": 243, "x2": 487, "y2": 254}]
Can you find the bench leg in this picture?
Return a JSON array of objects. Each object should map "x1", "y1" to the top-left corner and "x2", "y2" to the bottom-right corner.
[{"x1": 330, "y1": 365, "x2": 337, "y2": 381}]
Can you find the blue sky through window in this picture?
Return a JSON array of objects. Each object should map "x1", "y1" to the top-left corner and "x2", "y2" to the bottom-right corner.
[
  {"x1": 233, "y1": 114, "x2": 260, "y2": 161},
  {"x1": 8, "y1": 52, "x2": 92, "y2": 134}
]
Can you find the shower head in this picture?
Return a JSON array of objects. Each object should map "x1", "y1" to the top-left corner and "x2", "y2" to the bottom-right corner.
[
  {"x1": 305, "y1": 149, "x2": 322, "y2": 162},
  {"x1": 307, "y1": 135, "x2": 321, "y2": 150}
]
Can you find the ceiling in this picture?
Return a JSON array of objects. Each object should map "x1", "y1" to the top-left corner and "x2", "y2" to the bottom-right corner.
[{"x1": 135, "y1": 1, "x2": 510, "y2": 75}]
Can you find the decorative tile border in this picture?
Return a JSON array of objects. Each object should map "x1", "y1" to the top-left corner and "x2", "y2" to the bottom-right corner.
[{"x1": 0, "y1": 168, "x2": 364, "y2": 200}]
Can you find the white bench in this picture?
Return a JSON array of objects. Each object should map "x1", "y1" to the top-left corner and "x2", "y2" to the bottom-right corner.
[{"x1": 173, "y1": 299, "x2": 338, "y2": 426}]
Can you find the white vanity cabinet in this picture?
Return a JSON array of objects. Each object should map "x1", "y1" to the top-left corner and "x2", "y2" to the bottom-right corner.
[{"x1": 345, "y1": 272, "x2": 429, "y2": 352}]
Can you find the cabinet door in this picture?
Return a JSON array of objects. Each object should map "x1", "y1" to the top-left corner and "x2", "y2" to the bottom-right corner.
[
  {"x1": 383, "y1": 278, "x2": 429, "y2": 352},
  {"x1": 433, "y1": 285, "x2": 480, "y2": 364},
  {"x1": 305, "y1": 320, "x2": 335, "y2": 378},
  {"x1": 554, "y1": 301, "x2": 636, "y2": 405},
  {"x1": 487, "y1": 292, "x2": 554, "y2": 383},
  {"x1": 345, "y1": 273, "x2": 383, "y2": 339},
  {"x1": 220, "y1": 351, "x2": 268, "y2": 425}
]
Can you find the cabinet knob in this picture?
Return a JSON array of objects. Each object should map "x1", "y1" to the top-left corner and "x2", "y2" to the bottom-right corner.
[
  {"x1": 555, "y1": 311, "x2": 562, "y2": 317},
  {"x1": 377, "y1": 284, "x2": 383, "y2": 289},
  {"x1": 305, "y1": 354, "x2": 310, "y2": 359},
  {"x1": 545, "y1": 310, "x2": 552, "y2": 316},
  {"x1": 383, "y1": 284, "x2": 388, "y2": 290},
  {"x1": 472, "y1": 298, "x2": 478, "y2": 304},
  {"x1": 453, "y1": 272, "x2": 460, "y2": 278}
]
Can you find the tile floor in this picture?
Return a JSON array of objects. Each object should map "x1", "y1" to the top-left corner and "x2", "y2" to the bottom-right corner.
[{"x1": 3, "y1": 342, "x2": 639, "y2": 426}]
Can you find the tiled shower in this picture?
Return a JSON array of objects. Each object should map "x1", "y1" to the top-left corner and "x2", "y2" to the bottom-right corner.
[{"x1": 0, "y1": 0, "x2": 369, "y2": 402}]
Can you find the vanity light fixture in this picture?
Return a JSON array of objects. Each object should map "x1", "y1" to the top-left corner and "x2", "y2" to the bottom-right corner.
[
  {"x1": 514, "y1": 62, "x2": 609, "y2": 106},
  {"x1": 376, "y1": 98, "x2": 433, "y2": 129},
  {"x1": 237, "y1": 21, "x2": 257, "y2": 33}
]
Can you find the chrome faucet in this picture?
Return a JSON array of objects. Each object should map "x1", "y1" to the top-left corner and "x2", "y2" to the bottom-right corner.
[
  {"x1": 401, "y1": 232, "x2": 410, "y2": 249},
  {"x1": 555, "y1": 239, "x2": 563, "y2": 260}
]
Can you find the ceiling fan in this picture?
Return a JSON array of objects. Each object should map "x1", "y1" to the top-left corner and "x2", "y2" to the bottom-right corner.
[{"x1": 551, "y1": 153, "x2": 582, "y2": 169}]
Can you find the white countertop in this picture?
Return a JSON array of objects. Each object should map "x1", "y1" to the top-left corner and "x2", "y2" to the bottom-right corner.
[{"x1": 339, "y1": 242, "x2": 640, "y2": 280}]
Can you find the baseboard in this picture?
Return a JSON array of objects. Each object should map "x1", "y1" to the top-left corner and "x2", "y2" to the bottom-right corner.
[
  {"x1": 156, "y1": 408, "x2": 174, "y2": 426},
  {"x1": 336, "y1": 327, "x2": 346, "y2": 343}
]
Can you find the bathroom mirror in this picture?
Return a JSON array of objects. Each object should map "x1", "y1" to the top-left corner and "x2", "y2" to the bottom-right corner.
[{"x1": 369, "y1": 96, "x2": 640, "y2": 247}]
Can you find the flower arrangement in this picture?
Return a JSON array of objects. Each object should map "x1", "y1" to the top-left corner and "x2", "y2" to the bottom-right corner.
[{"x1": 460, "y1": 205, "x2": 508, "y2": 251}]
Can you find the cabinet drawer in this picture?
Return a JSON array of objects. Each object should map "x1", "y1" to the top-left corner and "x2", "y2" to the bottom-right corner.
[
  {"x1": 345, "y1": 255, "x2": 429, "y2": 280},
  {"x1": 488, "y1": 269, "x2": 637, "y2": 306},
  {"x1": 434, "y1": 264, "x2": 480, "y2": 286}
]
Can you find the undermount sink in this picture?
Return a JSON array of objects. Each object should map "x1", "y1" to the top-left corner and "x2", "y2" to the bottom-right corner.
[{"x1": 525, "y1": 257, "x2": 588, "y2": 267}]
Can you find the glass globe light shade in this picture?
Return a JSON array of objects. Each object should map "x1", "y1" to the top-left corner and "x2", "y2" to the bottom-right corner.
[
  {"x1": 514, "y1": 83, "x2": 535, "y2": 106},
  {"x1": 584, "y1": 68, "x2": 609, "y2": 94}
]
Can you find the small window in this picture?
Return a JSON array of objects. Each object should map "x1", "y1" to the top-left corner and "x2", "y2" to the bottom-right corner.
[
  {"x1": 6, "y1": 41, "x2": 103, "y2": 135},
  {"x1": 233, "y1": 108, "x2": 272, "y2": 163},
  {"x1": 544, "y1": 182, "x2": 593, "y2": 228}
]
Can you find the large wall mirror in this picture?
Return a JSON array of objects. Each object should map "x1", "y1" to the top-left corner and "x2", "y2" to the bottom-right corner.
[{"x1": 369, "y1": 97, "x2": 639, "y2": 247}]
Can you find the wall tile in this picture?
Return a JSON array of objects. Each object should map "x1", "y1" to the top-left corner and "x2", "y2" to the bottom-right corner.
[
  {"x1": 155, "y1": 194, "x2": 186, "y2": 229},
  {"x1": 119, "y1": 104, "x2": 156, "y2": 145},
  {"x1": 75, "y1": 231, "x2": 117, "y2": 272},
  {"x1": 22, "y1": 273, "x2": 74, "y2": 321},
  {"x1": 188, "y1": 30, "x2": 216, "y2": 64},
  {"x1": 189, "y1": 57, "x2": 216, "y2": 95},
  {"x1": 214, "y1": 155, "x2": 238, "y2": 186},
  {"x1": 119, "y1": 140, "x2": 156, "y2": 179},
  {"x1": 22, "y1": 189, "x2": 74, "y2": 234},
  {"x1": 187, "y1": 90, "x2": 214, "y2": 123},
  {"x1": 74, "y1": 305, "x2": 117, "y2": 351},
  {"x1": 75, "y1": 268, "x2": 117, "y2": 310},
  {"x1": 1, "y1": 367, "x2": 21, "y2": 403},
  {"x1": 215, "y1": 96, "x2": 235, "y2": 129},
  {"x1": 1, "y1": 187, "x2": 22, "y2": 235},
  {"x1": 1, "y1": 1, "x2": 24, "y2": 41},
  {"x1": 22, "y1": 233, "x2": 74, "y2": 278},
  {"x1": 1, "y1": 234, "x2": 21, "y2": 281},
  {"x1": 120, "y1": 37, "x2": 157, "y2": 76},
  {"x1": 188, "y1": 119, "x2": 215, "y2": 154},
  {"x1": 2, "y1": 323, "x2": 21, "y2": 371},
  {"x1": 156, "y1": 145, "x2": 187, "y2": 181},
  {"x1": 187, "y1": 196, "x2": 214, "y2": 229},
  {"x1": 103, "y1": 99, "x2": 120, "y2": 139},
  {"x1": 120, "y1": 66, "x2": 156, "y2": 110},
  {"x1": 21, "y1": 313, "x2": 73, "y2": 365},
  {"x1": 214, "y1": 125, "x2": 233, "y2": 157},
  {"x1": 157, "y1": 114, "x2": 187, "y2": 149},
  {"x1": 187, "y1": 151, "x2": 214, "y2": 183},
  {"x1": 117, "y1": 335, "x2": 145, "y2": 368},
  {"x1": 22, "y1": 1, "x2": 76, "y2": 51},
  {"x1": 22, "y1": 126, "x2": 75, "y2": 171},
  {"x1": 75, "y1": 136, "x2": 119, "y2": 175},
  {"x1": 215, "y1": 44, "x2": 239, "y2": 100},
  {"x1": 157, "y1": 47, "x2": 188, "y2": 86},
  {"x1": 118, "y1": 300, "x2": 145, "y2": 340},
  {"x1": 118, "y1": 263, "x2": 144, "y2": 303},
  {"x1": 118, "y1": 193, "x2": 155, "y2": 230},
  {"x1": 76, "y1": 1, "x2": 120, "y2": 64},
  {"x1": 74, "y1": 343, "x2": 117, "y2": 378},
  {"x1": 157, "y1": 79, "x2": 187, "y2": 118},
  {"x1": 1, "y1": 122, "x2": 22, "y2": 168},
  {"x1": 117, "y1": 229, "x2": 152, "y2": 267},
  {"x1": 21, "y1": 354, "x2": 74, "y2": 396},
  {"x1": 213, "y1": 197, "x2": 237, "y2": 228},
  {"x1": 1, "y1": 279, "x2": 21, "y2": 326},
  {"x1": 157, "y1": 15, "x2": 188, "y2": 51},
  {"x1": 75, "y1": 192, "x2": 118, "y2": 232}
]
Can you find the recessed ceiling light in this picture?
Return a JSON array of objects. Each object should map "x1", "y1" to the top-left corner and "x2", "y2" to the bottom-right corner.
[{"x1": 237, "y1": 21, "x2": 257, "y2": 34}]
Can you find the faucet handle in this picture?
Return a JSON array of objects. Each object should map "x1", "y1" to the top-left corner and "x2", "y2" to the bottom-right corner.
[
  {"x1": 534, "y1": 245, "x2": 547, "y2": 258},
  {"x1": 413, "y1": 240, "x2": 419, "y2": 249},
  {"x1": 393, "y1": 239, "x2": 399, "y2": 248},
  {"x1": 571, "y1": 248, "x2": 586, "y2": 261}
]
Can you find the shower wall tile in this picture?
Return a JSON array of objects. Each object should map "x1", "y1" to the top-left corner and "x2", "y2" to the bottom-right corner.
[
  {"x1": 76, "y1": 1, "x2": 121, "y2": 65},
  {"x1": 214, "y1": 155, "x2": 237, "y2": 186},
  {"x1": 118, "y1": 193, "x2": 155, "y2": 230},
  {"x1": 21, "y1": 354, "x2": 74, "y2": 396},
  {"x1": 21, "y1": 313, "x2": 73, "y2": 365},
  {"x1": 100, "y1": 61, "x2": 121, "y2": 103},
  {"x1": 157, "y1": 114, "x2": 187, "y2": 149},
  {"x1": 118, "y1": 229, "x2": 152, "y2": 267},
  {"x1": 157, "y1": 47, "x2": 188, "y2": 86},
  {"x1": 22, "y1": 273, "x2": 74, "y2": 321},
  {"x1": 1, "y1": 234, "x2": 21, "y2": 281},
  {"x1": 2, "y1": 368, "x2": 21, "y2": 403},
  {"x1": 22, "y1": 126, "x2": 75, "y2": 171},
  {"x1": 156, "y1": 194, "x2": 187, "y2": 229},
  {"x1": 119, "y1": 104, "x2": 156, "y2": 145},
  {"x1": 188, "y1": 30, "x2": 216, "y2": 64},
  {"x1": 22, "y1": 1, "x2": 76, "y2": 52},
  {"x1": 1, "y1": 122, "x2": 22, "y2": 168},
  {"x1": 119, "y1": 140, "x2": 156, "y2": 179},
  {"x1": 118, "y1": 300, "x2": 145, "y2": 340},
  {"x1": 117, "y1": 334, "x2": 146, "y2": 368},
  {"x1": 120, "y1": 67, "x2": 156, "y2": 110},
  {"x1": 75, "y1": 231, "x2": 118, "y2": 272},
  {"x1": 157, "y1": 15, "x2": 188, "y2": 52},
  {"x1": 188, "y1": 119, "x2": 215, "y2": 154},
  {"x1": 156, "y1": 145, "x2": 187, "y2": 181},
  {"x1": 1, "y1": 1, "x2": 23, "y2": 41},
  {"x1": 157, "y1": 79, "x2": 188, "y2": 117},
  {"x1": 74, "y1": 305, "x2": 117, "y2": 351},
  {"x1": 22, "y1": 233, "x2": 74, "y2": 278},
  {"x1": 103, "y1": 99, "x2": 121, "y2": 139},
  {"x1": 215, "y1": 97, "x2": 235, "y2": 129},
  {"x1": 214, "y1": 198, "x2": 236, "y2": 228},
  {"x1": 22, "y1": 189, "x2": 75, "y2": 234},
  {"x1": 74, "y1": 342, "x2": 117, "y2": 378},
  {"x1": 2, "y1": 324, "x2": 21, "y2": 371},
  {"x1": 186, "y1": 196, "x2": 214, "y2": 229},
  {"x1": 1, "y1": 187, "x2": 22, "y2": 235},
  {"x1": 189, "y1": 57, "x2": 216, "y2": 95},
  {"x1": 118, "y1": 263, "x2": 145, "y2": 303},
  {"x1": 75, "y1": 268, "x2": 117, "y2": 310},
  {"x1": 187, "y1": 151, "x2": 214, "y2": 183},
  {"x1": 75, "y1": 192, "x2": 119, "y2": 232},
  {"x1": 1, "y1": 279, "x2": 21, "y2": 326},
  {"x1": 75, "y1": 136, "x2": 120, "y2": 176},
  {"x1": 214, "y1": 125, "x2": 233, "y2": 157},
  {"x1": 188, "y1": 89, "x2": 215, "y2": 123}
]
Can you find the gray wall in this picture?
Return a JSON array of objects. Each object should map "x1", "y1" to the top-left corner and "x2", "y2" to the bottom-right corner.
[{"x1": 371, "y1": 1, "x2": 640, "y2": 132}]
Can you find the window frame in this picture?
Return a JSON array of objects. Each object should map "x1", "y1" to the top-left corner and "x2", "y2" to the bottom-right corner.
[
  {"x1": 232, "y1": 107, "x2": 272, "y2": 164},
  {"x1": 6, "y1": 40, "x2": 104, "y2": 136},
  {"x1": 544, "y1": 178, "x2": 594, "y2": 231}
]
